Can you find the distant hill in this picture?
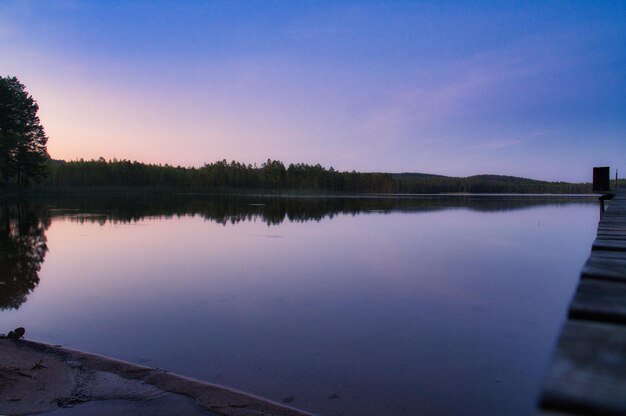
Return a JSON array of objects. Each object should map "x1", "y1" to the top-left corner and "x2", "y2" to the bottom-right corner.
[{"x1": 393, "y1": 173, "x2": 590, "y2": 194}]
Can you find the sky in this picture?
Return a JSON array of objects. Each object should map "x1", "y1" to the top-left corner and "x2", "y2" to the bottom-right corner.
[{"x1": 1, "y1": 1, "x2": 625, "y2": 181}]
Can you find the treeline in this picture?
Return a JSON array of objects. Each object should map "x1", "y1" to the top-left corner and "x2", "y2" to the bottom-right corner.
[
  {"x1": 43, "y1": 158, "x2": 395, "y2": 193},
  {"x1": 41, "y1": 158, "x2": 591, "y2": 194}
]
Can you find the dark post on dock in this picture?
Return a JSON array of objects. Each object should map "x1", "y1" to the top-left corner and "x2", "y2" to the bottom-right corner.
[
  {"x1": 594, "y1": 167, "x2": 615, "y2": 216},
  {"x1": 593, "y1": 166, "x2": 611, "y2": 193},
  {"x1": 538, "y1": 169, "x2": 626, "y2": 415}
]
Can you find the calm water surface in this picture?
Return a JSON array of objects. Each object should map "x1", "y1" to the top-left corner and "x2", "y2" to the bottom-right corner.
[{"x1": 1, "y1": 196, "x2": 598, "y2": 415}]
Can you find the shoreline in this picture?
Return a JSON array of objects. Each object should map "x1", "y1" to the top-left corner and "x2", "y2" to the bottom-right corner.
[
  {"x1": 0, "y1": 337, "x2": 314, "y2": 416},
  {"x1": 1, "y1": 188, "x2": 601, "y2": 201}
]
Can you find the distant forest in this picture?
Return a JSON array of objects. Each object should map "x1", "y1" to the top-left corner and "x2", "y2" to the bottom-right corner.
[{"x1": 40, "y1": 158, "x2": 592, "y2": 194}]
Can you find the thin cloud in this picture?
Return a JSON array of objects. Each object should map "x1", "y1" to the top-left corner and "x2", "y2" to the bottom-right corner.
[
  {"x1": 357, "y1": 29, "x2": 596, "y2": 143},
  {"x1": 466, "y1": 129, "x2": 555, "y2": 152},
  {"x1": 469, "y1": 139, "x2": 523, "y2": 151},
  {"x1": 529, "y1": 129, "x2": 556, "y2": 138},
  {"x1": 358, "y1": 49, "x2": 537, "y2": 138}
]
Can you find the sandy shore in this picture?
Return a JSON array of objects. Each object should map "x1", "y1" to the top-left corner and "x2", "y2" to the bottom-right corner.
[{"x1": 0, "y1": 337, "x2": 314, "y2": 416}]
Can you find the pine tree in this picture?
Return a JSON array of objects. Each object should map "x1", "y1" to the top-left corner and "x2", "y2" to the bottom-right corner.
[{"x1": 0, "y1": 76, "x2": 49, "y2": 187}]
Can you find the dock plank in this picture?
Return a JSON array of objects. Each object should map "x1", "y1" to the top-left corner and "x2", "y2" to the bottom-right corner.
[
  {"x1": 569, "y1": 279, "x2": 626, "y2": 323},
  {"x1": 540, "y1": 321, "x2": 626, "y2": 415},
  {"x1": 588, "y1": 250, "x2": 626, "y2": 260},
  {"x1": 582, "y1": 256, "x2": 626, "y2": 282},
  {"x1": 592, "y1": 239, "x2": 626, "y2": 251}
]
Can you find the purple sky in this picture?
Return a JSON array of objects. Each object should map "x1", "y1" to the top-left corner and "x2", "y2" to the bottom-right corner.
[{"x1": 1, "y1": 1, "x2": 625, "y2": 181}]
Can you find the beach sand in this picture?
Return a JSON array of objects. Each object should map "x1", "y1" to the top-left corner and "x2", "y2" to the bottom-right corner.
[{"x1": 0, "y1": 337, "x2": 314, "y2": 416}]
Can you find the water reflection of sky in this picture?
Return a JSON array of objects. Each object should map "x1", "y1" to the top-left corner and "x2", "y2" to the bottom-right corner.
[{"x1": 2, "y1": 199, "x2": 598, "y2": 416}]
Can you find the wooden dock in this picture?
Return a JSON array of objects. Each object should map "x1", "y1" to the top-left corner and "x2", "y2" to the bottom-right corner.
[{"x1": 539, "y1": 189, "x2": 626, "y2": 415}]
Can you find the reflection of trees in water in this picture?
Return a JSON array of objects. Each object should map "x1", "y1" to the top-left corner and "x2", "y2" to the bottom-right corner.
[
  {"x1": 42, "y1": 194, "x2": 597, "y2": 227},
  {"x1": 0, "y1": 204, "x2": 49, "y2": 310},
  {"x1": 0, "y1": 194, "x2": 596, "y2": 309}
]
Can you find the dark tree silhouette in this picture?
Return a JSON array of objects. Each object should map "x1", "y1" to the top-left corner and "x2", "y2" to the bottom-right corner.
[
  {"x1": 42, "y1": 158, "x2": 590, "y2": 194},
  {"x1": 0, "y1": 204, "x2": 49, "y2": 310},
  {"x1": 0, "y1": 76, "x2": 49, "y2": 187}
]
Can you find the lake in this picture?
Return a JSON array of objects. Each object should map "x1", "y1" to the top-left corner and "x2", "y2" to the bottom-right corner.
[{"x1": 0, "y1": 195, "x2": 598, "y2": 415}]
